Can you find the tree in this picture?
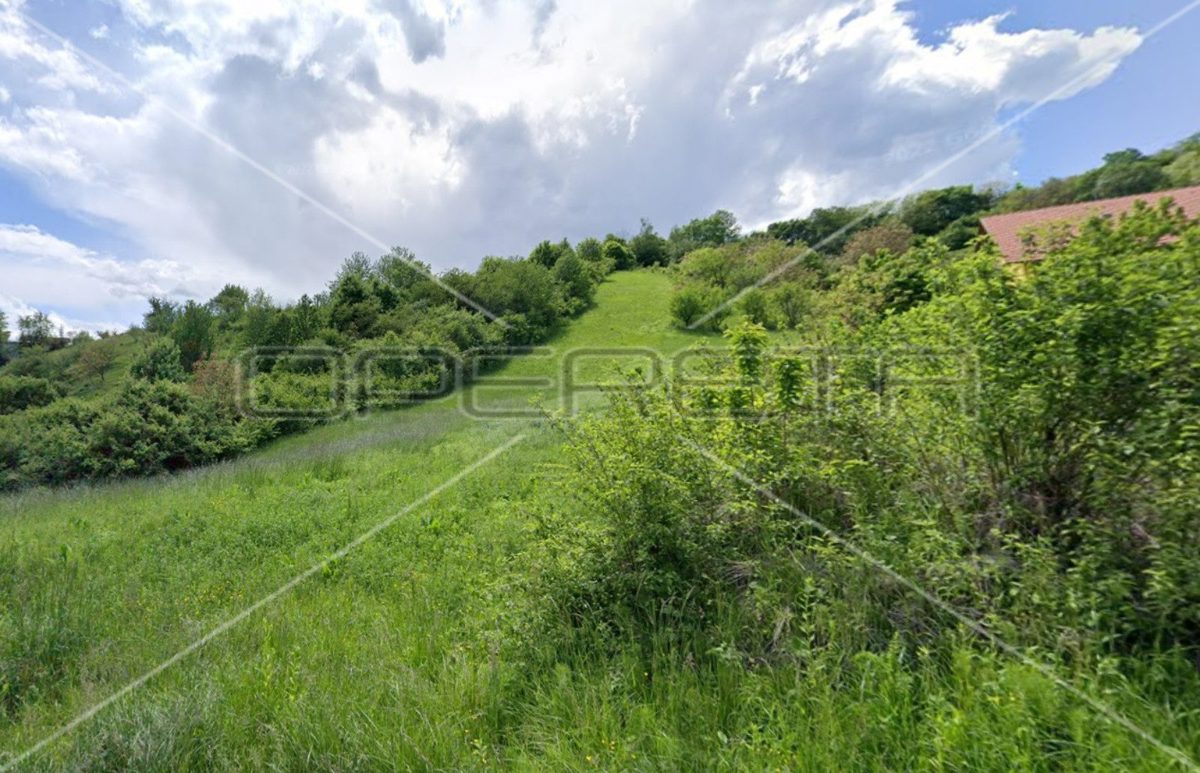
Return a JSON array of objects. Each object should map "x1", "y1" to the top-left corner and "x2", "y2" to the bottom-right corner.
[
  {"x1": 1084, "y1": 149, "x2": 1170, "y2": 200},
  {"x1": 467, "y1": 257, "x2": 564, "y2": 344},
  {"x1": 553, "y1": 251, "x2": 596, "y2": 313},
  {"x1": 766, "y1": 205, "x2": 881, "y2": 255},
  {"x1": 130, "y1": 338, "x2": 186, "y2": 383},
  {"x1": 0, "y1": 310, "x2": 8, "y2": 363},
  {"x1": 602, "y1": 238, "x2": 637, "y2": 271},
  {"x1": 668, "y1": 210, "x2": 741, "y2": 260},
  {"x1": 171, "y1": 300, "x2": 215, "y2": 372},
  {"x1": 838, "y1": 221, "x2": 915, "y2": 266},
  {"x1": 18, "y1": 311, "x2": 54, "y2": 347},
  {"x1": 529, "y1": 239, "x2": 574, "y2": 269},
  {"x1": 69, "y1": 341, "x2": 117, "y2": 383},
  {"x1": 900, "y1": 186, "x2": 992, "y2": 236},
  {"x1": 208, "y1": 284, "x2": 250, "y2": 320},
  {"x1": 143, "y1": 297, "x2": 180, "y2": 334},
  {"x1": 630, "y1": 219, "x2": 669, "y2": 267},
  {"x1": 328, "y1": 272, "x2": 382, "y2": 340},
  {"x1": 575, "y1": 237, "x2": 603, "y2": 263}
]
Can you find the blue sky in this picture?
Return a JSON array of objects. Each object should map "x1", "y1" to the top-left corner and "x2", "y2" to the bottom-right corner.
[{"x1": 1, "y1": 0, "x2": 1196, "y2": 334}]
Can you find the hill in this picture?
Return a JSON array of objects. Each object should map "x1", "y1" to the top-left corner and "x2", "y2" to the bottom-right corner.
[
  {"x1": 0, "y1": 271, "x2": 726, "y2": 768},
  {"x1": 4, "y1": 239, "x2": 1200, "y2": 769}
]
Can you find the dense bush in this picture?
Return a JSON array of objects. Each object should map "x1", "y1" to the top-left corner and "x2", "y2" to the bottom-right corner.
[
  {"x1": 539, "y1": 205, "x2": 1200, "y2": 675},
  {"x1": 0, "y1": 380, "x2": 254, "y2": 490},
  {"x1": 0, "y1": 376, "x2": 61, "y2": 415}
]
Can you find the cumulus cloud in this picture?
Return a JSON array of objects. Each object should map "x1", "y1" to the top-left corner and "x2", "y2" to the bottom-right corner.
[
  {"x1": 0, "y1": 0, "x2": 1144, "y2": 330},
  {"x1": 0, "y1": 223, "x2": 195, "y2": 334}
]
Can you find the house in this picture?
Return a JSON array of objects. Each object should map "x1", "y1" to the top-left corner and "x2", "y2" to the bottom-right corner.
[{"x1": 980, "y1": 185, "x2": 1200, "y2": 274}]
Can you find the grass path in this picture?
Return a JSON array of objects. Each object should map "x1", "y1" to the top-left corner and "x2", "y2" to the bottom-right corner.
[{"x1": 0, "y1": 270, "x2": 713, "y2": 769}]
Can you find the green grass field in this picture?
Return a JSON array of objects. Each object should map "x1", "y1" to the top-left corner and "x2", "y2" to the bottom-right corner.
[
  {"x1": 3, "y1": 270, "x2": 1197, "y2": 770},
  {"x1": 0, "y1": 271, "x2": 721, "y2": 769}
]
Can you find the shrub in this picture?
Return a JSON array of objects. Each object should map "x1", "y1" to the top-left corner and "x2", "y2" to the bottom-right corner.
[
  {"x1": 130, "y1": 338, "x2": 186, "y2": 383},
  {"x1": 669, "y1": 284, "x2": 725, "y2": 329},
  {"x1": 0, "y1": 376, "x2": 61, "y2": 415}
]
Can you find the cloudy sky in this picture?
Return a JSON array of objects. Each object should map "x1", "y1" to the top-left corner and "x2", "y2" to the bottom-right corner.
[{"x1": 1, "y1": 0, "x2": 1197, "y2": 334}]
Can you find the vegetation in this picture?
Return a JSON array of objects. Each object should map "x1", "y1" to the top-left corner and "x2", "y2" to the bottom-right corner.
[
  {"x1": 3, "y1": 132, "x2": 1200, "y2": 769},
  {"x1": 0, "y1": 236, "x2": 614, "y2": 490}
]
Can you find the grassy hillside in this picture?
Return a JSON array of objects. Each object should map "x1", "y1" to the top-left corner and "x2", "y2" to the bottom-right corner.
[
  {"x1": 0, "y1": 331, "x2": 149, "y2": 401},
  {"x1": 0, "y1": 270, "x2": 719, "y2": 769},
  {"x1": 3, "y1": 263, "x2": 1198, "y2": 770}
]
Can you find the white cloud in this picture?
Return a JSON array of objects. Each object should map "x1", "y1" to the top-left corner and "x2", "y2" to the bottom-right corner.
[
  {"x1": 0, "y1": 223, "x2": 209, "y2": 335},
  {"x1": 0, "y1": 0, "x2": 1146, "y2": 331}
]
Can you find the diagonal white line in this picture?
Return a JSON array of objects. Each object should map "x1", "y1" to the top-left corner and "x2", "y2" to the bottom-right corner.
[
  {"x1": 688, "y1": 0, "x2": 1200, "y2": 331},
  {"x1": 679, "y1": 436, "x2": 1200, "y2": 771},
  {"x1": 0, "y1": 433, "x2": 528, "y2": 772},
  {"x1": 11, "y1": 8, "x2": 509, "y2": 327}
]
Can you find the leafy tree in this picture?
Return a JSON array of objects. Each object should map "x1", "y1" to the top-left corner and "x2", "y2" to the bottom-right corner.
[
  {"x1": 69, "y1": 341, "x2": 117, "y2": 384},
  {"x1": 768, "y1": 282, "x2": 811, "y2": 329},
  {"x1": 208, "y1": 284, "x2": 250, "y2": 320},
  {"x1": 669, "y1": 284, "x2": 726, "y2": 330},
  {"x1": 1080, "y1": 149, "x2": 1171, "y2": 200},
  {"x1": 0, "y1": 376, "x2": 60, "y2": 414},
  {"x1": 465, "y1": 257, "x2": 564, "y2": 344},
  {"x1": 602, "y1": 238, "x2": 636, "y2": 271},
  {"x1": 529, "y1": 239, "x2": 574, "y2": 269},
  {"x1": 630, "y1": 219, "x2": 669, "y2": 267},
  {"x1": 553, "y1": 251, "x2": 597, "y2": 313},
  {"x1": 767, "y1": 205, "x2": 879, "y2": 255},
  {"x1": 0, "y1": 310, "x2": 8, "y2": 364},
  {"x1": 130, "y1": 338, "x2": 186, "y2": 383},
  {"x1": 328, "y1": 272, "x2": 382, "y2": 340},
  {"x1": 668, "y1": 210, "x2": 740, "y2": 260},
  {"x1": 241, "y1": 290, "x2": 283, "y2": 349},
  {"x1": 289, "y1": 294, "x2": 322, "y2": 343},
  {"x1": 143, "y1": 297, "x2": 180, "y2": 334},
  {"x1": 575, "y1": 237, "x2": 603, "y2": 263},
  {"x1": 838, "y1": 221, "x2": 914, "y2": 266},
  {"x1": 900, "y1": 185, "x2": 992, "y2": 236},
  {"x1": 18, "y1": 311, "x2": 55, "y2": 347},
  {"x1": 171, "y1": 301, "x2": 215, "y2": 372}
]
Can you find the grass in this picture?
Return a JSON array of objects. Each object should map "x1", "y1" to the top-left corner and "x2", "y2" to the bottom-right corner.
[
  {"x1": 1, "y1": 270, "x2": 1197, "y2": 770},
  {"x1": 0, "y1": 331, "x2": 150, "y2": 400}
]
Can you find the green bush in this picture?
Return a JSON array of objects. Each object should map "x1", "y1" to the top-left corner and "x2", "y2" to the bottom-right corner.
[
  {"x1": 0, "y1": 380, "x2": 254, "y2": 490},
  {"x1": 540, "y1": 205, "x2": 1200, "y2": 669},
  {"x1": 0, "y1": 376, "x2": 61, "y2": 415}
]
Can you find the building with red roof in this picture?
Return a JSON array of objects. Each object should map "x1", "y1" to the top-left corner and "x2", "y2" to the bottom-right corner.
[{"x1": 980, "y1": 185, "x2": 1200, "y2": 268}]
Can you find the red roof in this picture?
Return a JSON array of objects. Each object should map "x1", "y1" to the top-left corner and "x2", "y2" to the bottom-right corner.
[{"x1": 980, "y1": 185, "x2": 1200, "y2": 263}]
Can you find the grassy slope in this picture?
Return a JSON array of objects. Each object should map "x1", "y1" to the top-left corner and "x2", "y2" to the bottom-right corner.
[
  {"x1": 2, "y1": 270, "x2": 1195, "y2": 770},
  {"x1": 0, "y1": 270, "x2": 716, "y2": 768},
  {"x1": 0, "y1": 331, "x2": 150, "y2": 400}
]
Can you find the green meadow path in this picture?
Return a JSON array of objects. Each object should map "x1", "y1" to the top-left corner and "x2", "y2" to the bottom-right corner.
[{"x1": 0, "y1": 270, "x2": 710, "y2": 769}]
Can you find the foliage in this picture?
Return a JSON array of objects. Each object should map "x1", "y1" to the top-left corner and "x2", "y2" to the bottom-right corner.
[
  {"x1": 602, "y1": 237, "x2": 637, "y2": 271},
  {"x1": 668, "y1": 210, "x2": 740, "y2": 261},
  {"x1": 65, "y1": 340, "x2": 118, "y2": 384},
  {"x1": 0, "y1": 379, "x2": 253, "y2": 489},
  {"x1": 767, "y1": 204, "x2": 884, "y2": 256},
  {"x1": 553, "y1": 251, "x2": 598, "y2": 314},
  {"x1": 0, "y1": 376, "x2": 61, "y2": 415},
  {"x1": 171, "y1": 301, "x2": 216, "y2": 372},
  {"x1": 529, "y1": 239, "x2": 574, "y2": 269},
  {"x1": 629, "y1": 219, "x2": 670, "y2": 267},
  {"x1": 142, "y1": 297, "x2": 180, "y2": 335},
  {"x1": 17, "y1": 311, "x2": 56, "y2": 347},
  {"x1": 900, "y1": 185, "x2": 995, "y2": 236},
  {"x1": 839, "y1": 220, "x2": 915, "y2": 266},
  {"x1": 130, "y1": 338, "x2": 187, "y2": 383}
]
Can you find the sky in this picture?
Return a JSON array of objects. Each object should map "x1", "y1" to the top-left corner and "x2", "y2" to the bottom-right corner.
[{"x1": 1, "y1": 0, "x2": 1197, "y2": 335}]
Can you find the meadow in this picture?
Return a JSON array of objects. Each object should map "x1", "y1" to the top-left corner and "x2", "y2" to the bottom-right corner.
[{"x1": 3, "y1": 238, "x2": 1200, "y2": 770}]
